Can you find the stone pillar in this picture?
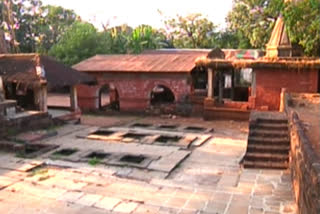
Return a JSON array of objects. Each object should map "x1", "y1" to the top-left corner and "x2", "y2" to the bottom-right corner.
[
  {"x1": 218, "y1": 72, "x2": 223, "y2": 104},
  {"x1": 231, "y1": 70, "x2": 235, "y2": 100},
  {"x1": 0, "y1": 76, "x2": 4, "y2": 101},
  {"x1": 39, "y1": 84, "x2": 48, "y2": 112},
  {"x1": 207, "y1": 68, "x2": 213, "y2": 99},
  {"x1": 204, "y1": 68, "x2": 215, "y2": 107},
  {"x1": 279, "y1": 88, "x2": 287, "y2": 112},
  {"x1": 70, "y1": 85, "x2": 78, "y2": 111}
]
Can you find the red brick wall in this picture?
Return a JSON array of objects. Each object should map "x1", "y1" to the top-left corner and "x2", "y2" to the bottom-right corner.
[
  {"x1": 255, "y1": 69, "x2": 318, "y2": 110},
  {"x1": 76, "y1": 84, "x2": 100, "y2": 111},
  {"x1": 77, "y1": 72, "x2": 192, "y2": 112}
]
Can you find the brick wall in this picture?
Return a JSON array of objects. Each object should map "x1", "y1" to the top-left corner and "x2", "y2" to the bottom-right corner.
[
  {"x1": 77, "y1": 72, "x2": 192, "y2": 112},
  {"x1": 255, "y1": 69, "x2": 318, "y2": 110},
  {"x1": 287, "y1": 107, "x2": 320, "y2": 213},
  {"x1": 76, "y1": 84, "x2": 100, "y2": 111}
]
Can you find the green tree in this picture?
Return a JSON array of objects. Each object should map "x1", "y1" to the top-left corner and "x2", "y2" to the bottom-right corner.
[
  {"x1": 226, "y1": 0, "x2": 283, "y2": 49},
  {"x1": 0, "y1": 0, "x2": 77, "y2": 53},
  {"x1": 127, "y1": 25, "x2": 167, "y2": 53},
  {"x1": 35, "y1": 5, "x2": 78, "y2": 53},
  {"x1": 48, "y1": 21, "x2": 110, "y2": 65},
  {"x1": 107, "y1": 24, "x2": 132, "y2": 54},
  {"x1": 211, "y1": 30, "x2": 251, "y2": 49},
  {"x1": 164, "y1": 13, "x2": 217, "y2": 48},
  {"x1": 283, "y1": 0, "x2": 320, "y2": 56}
]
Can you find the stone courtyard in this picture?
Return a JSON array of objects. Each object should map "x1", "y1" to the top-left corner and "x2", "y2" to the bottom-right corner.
[{"x1": 0, "y1": 115, "x2": 296, "y2": 214}]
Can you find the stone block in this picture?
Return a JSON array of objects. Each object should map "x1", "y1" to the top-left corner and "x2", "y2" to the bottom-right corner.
[{"x1": 94, "y1": 196, "x2": 121, "y2": 210}]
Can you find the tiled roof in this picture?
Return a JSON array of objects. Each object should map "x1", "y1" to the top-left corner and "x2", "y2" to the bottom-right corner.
[
  {"x1": 73, "y1": 49, "x2": 264, "y2": 73},
  {"x1": 0, "y1": 54, "x2": 95, "y2": 87},
  {"x1": 73, "y1": 53, "x2": 207, "y2": 73}
]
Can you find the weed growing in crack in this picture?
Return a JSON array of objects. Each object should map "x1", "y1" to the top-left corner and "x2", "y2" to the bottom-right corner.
[{"x1": 88, "y1": 157, "x2": 101, "y2": 166}]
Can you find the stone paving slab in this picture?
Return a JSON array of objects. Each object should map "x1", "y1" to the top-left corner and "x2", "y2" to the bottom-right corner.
[{"x1": 0, "y1": 117, "x2": 297, "y2": 214}]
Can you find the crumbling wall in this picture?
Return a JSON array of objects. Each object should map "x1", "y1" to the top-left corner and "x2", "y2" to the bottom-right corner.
[
  {"x1": 254, "y1": 69, "x2": 318, "y2": 110},
  {"x1": 289, "y1": 111, "x2": 320, "y2": 214}
]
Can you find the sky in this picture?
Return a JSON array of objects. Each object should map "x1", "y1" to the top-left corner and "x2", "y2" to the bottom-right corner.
[{"x1": 41, "y1": 0, "x2": 233, "y2": 30}]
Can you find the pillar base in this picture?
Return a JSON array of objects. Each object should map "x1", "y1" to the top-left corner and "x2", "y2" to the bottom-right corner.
[{"x1": 204, "y1": 97, "x2": 215, "y2": 107}]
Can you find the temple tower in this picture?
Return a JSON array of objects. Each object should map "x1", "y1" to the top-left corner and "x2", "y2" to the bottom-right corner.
[{"x1": 265, "y1": 0, "x2": 302, "y2": 58}]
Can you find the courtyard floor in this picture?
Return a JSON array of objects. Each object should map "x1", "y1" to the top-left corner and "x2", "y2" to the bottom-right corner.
[{"x1": 0, "y1": 115, "x2": 296, "y2": 214}]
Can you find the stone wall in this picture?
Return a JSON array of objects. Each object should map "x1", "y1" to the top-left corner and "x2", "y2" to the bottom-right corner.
[
  {"x1": 288, "y1": 108, "x2": 320, "y2": 214},
  {"x1": 0, "y1": 112, "x2": 53, "y2": 138}
]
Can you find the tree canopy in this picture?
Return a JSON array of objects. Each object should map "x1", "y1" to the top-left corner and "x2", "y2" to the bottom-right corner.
[
  {"x1": 48, "y1": 22, "x2": 109, "y2": 66},
  {"x1": 1, "y1": 0, "x2": 319, "y2": 65},
  {"x1": 164, "y1": 13, "x2": 217, "y2": 48},
  {"x1": 227, "y1": 0, "x2": 320, "y2": 56},
  {"x1": 226, "y1": 0, "x2": 283, "y2": 49},
  {"x1": 282, "y1": 0, "x2": 320, "y2": 56}
]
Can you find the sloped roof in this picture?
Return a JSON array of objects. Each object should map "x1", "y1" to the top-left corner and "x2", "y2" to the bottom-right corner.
[
  {"x1": 0, "y1": 54, "x2": 95, "y2": 87},
  {"x1": 73, "y1": 53, "x2": 207, "y2": 73},
  {"x1": 73, "y1": 49, "x2": 264, "y2": 73},
  {"x1": 196, "y1": 57, "x2": 320, "y2": 70}
]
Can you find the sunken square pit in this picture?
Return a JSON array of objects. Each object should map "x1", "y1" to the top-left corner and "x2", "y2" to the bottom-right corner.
[
  {"x1": 20, "y1": 144, "x2": 58, "y2": 158},
  {"x1": 155, "y1": 135, "x2": 182, "y2": 144},
  {"x1": 91, "y1": 130, "x2": 115, "y2": 136},
  {"x1": 120, "y1": 154, "x2": 146, "y2": 164},
  {"x1": 85, "y1": 151, "x2": 111, "y2": 160},
  {"x1": 184, "y1": 126, "x2": 207, "y2": 132},
  {"x1": 158, "y1": 125, "x2": 178, "y2": 129},
  {"x1": 122, "y1": 133, "x2": 149, "y2": 140},
  {"x1": 131, "y1": 123, "x2": 153, "y2": 128},
  {"x1": 53, "y1": 148, "x2": 78, "y2": 156}
]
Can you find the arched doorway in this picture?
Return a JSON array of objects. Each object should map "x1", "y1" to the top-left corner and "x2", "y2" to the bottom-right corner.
[
  {"x1": 150, "y1": 85, "x2": 175, "y2": 106},
  {"x1": 98, "y1": 84, "x2": 120, "y2": 110}
]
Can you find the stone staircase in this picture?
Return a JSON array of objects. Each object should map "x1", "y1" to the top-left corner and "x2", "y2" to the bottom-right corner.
[{"x1": 242, "y1": 111, "x2": 290, "y2": 169}]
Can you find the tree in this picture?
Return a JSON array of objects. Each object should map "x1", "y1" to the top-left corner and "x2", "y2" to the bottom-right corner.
[
  {"x1": 283, "y1": 0, "x2": 320, "y2": 56},
  {"x1": 127, "y1": 25, "x2": 167, "y2": 53},
  {"x1": 35, "y1": 5, "x2": 78, "y2": 53},
  {"x1": 107, "y1": 24, "x2": 132, "y2": 54},
  {"x1": 211, "y1": 30, "x2": 251, "y2": 49},
  {"x1": 226, "y1": 0, "x2": 283, "y2": 49},
  {"x1": 164, "y1": 13, "x2": 217, "y2": 48},
  {"x1": 48, "y1": 21, "x2": 110, "y2": 65},
  {"x1": 0, "y1": 0, "x2": 77, "y2": 53}
]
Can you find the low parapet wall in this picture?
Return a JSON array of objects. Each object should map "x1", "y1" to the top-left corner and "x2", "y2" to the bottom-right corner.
[{"x1": 286, "y1": 96, "x2": 320, "y2": 214}]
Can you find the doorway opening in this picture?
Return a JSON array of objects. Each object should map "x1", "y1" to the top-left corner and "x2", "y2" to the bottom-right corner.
[{"x1": 150, "y1": 85, "x2": 175, "y2": 105}]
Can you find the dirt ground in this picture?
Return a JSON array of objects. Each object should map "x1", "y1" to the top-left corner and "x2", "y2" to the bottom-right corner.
[
  {"x1": 290, "y1": 93, "x2": 320, "y2": 157},
  {"x1": 48, "y1": 93, "x2": 71, "y2": 107}
]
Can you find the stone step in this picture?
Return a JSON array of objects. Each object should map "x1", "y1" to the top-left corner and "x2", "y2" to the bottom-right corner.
[
  {"x1": 250, "y1": 129, "x2": 289, "y2": 138},
  {"x1": 248, "y1": 136, "x2": 290, "y2": 145},
  {"x1": 244, "y1": 152, "x2": 289, "y2": 161},
  {"x1": 243, "y1": 160, "x2": 288, "y2": 170},
  {"x1": 247, "y1": 144, "x2": 290, "y2": 154},
  {"x1": 257, "y1": 118, "x2": 288, "y2": 124},
  {"x1": 250, "y1": 122, "x2": 288, "y2": 131}
]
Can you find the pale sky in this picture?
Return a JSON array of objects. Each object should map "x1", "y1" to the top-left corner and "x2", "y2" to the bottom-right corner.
[{"x1": 41, "y1": 0, "x2": 233, "y2": 30}]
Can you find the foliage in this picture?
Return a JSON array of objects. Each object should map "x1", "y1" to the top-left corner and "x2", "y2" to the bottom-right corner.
[
  {"x1": 88, "y1": 157, "x2": 101, "y2": 166},
  {"x1": 226, "y1": 0, "x2": 283, "y2": 49},
  {"x1": 283, "y1": 0, "x2": 320, "y2": 56},
  {"x1": 127, "y1": 25, "x2": 167, "y2": 53},
  {"x1": 35, "y1": 5, "x2": 78, "y2": 53},
  {"x1": 48, "y1": 21, "x2": 110, "y2": 65},
  {"x1": 227, "y1": 0, "x2": 320, "y2": 56},
  {"x1": 107, "y1": 24, "x2": 132, "y2": 54},
  {"x1": 164, "y1": 13, "x2": 217, "y2": 48},
  {"x1": 212, "y1": 30, "x2": 251, "y2": 49},
  {"x1": 0, "y1": 0, "x2": 77, "y2": 53}
]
